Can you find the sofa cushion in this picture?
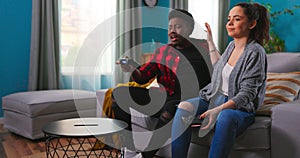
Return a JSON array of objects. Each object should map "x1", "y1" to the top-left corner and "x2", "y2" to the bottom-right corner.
[
  {"x1": 256, "y1": 72, "x2": 300, "y2": 116},
  {"x1": 191, "y1": 116, "x2": 271, "y2": 150},
  {"x1": 267, "y1": 52, "x2": 300, "y2": 73}
]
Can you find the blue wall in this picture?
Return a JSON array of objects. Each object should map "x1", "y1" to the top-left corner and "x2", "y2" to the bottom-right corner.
[
  {"x1": 230, "y1": 0, "x2": 300, "y2": 51},
  {"x1": 0, "y1": 0, "x2": 32, "y2": 117},
  {"x1": 142, "y1": 0, "x2": 170, "y2": 53}
]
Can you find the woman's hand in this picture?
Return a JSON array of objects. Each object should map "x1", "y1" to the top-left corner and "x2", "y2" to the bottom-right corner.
[
  {"x1": 205, "y1": 22, "x2": 213, "y2": 43},
  {"x1": 200, "y1": 105, "x2": 223, "y2": 129},
  {"x1": 204, "y1": 22, "x2": 220, "y2": 65},
  {"x1": 198, "y1": 105, "x2": 223, "y2": 137}
]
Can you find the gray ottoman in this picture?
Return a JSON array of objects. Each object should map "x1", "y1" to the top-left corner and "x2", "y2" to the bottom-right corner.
[{"x1": 2, "y1": 89, "x2": 97, "y2": 140}]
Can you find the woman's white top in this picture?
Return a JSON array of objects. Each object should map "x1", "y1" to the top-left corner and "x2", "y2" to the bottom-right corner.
[{"x1": 220, "y1": 62, "x2": 234, "y2": 96}]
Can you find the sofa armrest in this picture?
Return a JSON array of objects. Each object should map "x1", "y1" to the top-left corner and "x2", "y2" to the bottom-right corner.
[{"x1": 271, "y1": 99, "x2": 300, "y2": 158}]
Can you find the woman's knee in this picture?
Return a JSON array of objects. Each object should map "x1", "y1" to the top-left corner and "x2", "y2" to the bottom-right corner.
[{"x1": 177, "y1": 101, "x2": 194, "y2": 112}]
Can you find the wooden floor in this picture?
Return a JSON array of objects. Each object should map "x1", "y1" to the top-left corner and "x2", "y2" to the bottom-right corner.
[
  {"x1": 0, "y1": 124, "x2": 46, "y2": 158},
  {"x1": 0, "y1": 124, "x2": 162, "y2": 158}
]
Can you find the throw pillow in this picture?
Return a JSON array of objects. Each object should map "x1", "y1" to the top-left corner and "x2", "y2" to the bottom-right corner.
[{"x1": 256, "y1": 71, "x2": 300, "y2": 116}]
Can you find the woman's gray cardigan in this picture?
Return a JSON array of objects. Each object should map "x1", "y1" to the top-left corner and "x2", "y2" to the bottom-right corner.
[{"x1": 199, "y1": 41, "x2": 267, "y2": 112}]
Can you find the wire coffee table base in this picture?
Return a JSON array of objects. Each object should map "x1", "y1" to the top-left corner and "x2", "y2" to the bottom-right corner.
[{"x1": 45, "y1": 135, "x2": 124, "y2": 158}]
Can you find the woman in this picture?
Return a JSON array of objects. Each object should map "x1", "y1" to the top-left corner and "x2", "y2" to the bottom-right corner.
[{"x1": 171, "y1": 2, "x2": 270, "y2": 158}]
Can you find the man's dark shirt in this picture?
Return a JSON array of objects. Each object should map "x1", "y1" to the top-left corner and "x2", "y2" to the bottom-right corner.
[{"x1": 175, "y1": 44, "x2": 211, "y2": 100}]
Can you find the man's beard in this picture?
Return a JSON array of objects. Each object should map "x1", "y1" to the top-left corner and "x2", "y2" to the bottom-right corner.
[{"x1": 171, "y1": 38, "x2": 190, "y2": 49}]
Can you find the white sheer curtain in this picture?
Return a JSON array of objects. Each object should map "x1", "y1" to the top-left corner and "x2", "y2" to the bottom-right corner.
[
  {"x1": 58, "y1": 0, "x2": 143, "y2": 90},
  {"x1": 60, "y1": 0, "x2": 117, "y2": 90},
  {"x1": 188, "y1": 0, "x2": 220, "y2": 49},
  {"x1": 188, "y1": 0, "x2": 230, "y2": 52},
  {"x1": 113, "y1": 0, "x2": 142, "y2": 85}
]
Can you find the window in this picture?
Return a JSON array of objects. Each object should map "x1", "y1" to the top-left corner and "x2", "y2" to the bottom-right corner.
[
  {"x1": 60, "y1": 0, "x2": 116, "y2": 75},
  {"x1": 188, "y1": 0, "x2": 219, "y2": 48}
]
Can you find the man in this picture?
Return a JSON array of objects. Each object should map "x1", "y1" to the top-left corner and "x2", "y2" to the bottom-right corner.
[{"x1": 112, "y1": 9, "x2": 212, "y2": 158}]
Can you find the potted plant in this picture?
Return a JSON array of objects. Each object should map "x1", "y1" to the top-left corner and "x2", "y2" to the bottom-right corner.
[{"x1": 249, "y1": 0, "x2": 300, "y2": 53}]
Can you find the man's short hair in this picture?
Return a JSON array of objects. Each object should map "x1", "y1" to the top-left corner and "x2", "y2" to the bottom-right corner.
[{"x1": 168, "y1": 9, "x2": 195, "y2": 32}]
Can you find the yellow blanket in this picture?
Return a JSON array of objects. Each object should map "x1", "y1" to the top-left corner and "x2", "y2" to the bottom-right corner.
[
  {"x1": 92, "y1": 81, "x2": 153, "y2": 150},
  {"x1": 102, "y1": 81, "x2": 152, "y2": 118}
]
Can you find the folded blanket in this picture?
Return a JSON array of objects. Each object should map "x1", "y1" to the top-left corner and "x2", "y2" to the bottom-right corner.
[
  {"x1": 102, "y1": 81, "x2": 152, "y2": 118},
  {"x1": 92, "y1": 80, "x2": 153, "y2": 150}
]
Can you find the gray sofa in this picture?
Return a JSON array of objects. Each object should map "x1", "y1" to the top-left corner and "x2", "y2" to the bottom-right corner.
[
  {"x1": 96, "y1": 52, "x2": 300, "y2": 158},
  {"x1": 188, "y1": 52, "x2": 300, "y2": 158}
]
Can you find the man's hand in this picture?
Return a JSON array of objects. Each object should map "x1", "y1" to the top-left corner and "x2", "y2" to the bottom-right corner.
[{"x1": 116, "y1": 58, "x2": 137, "y2": 72}]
